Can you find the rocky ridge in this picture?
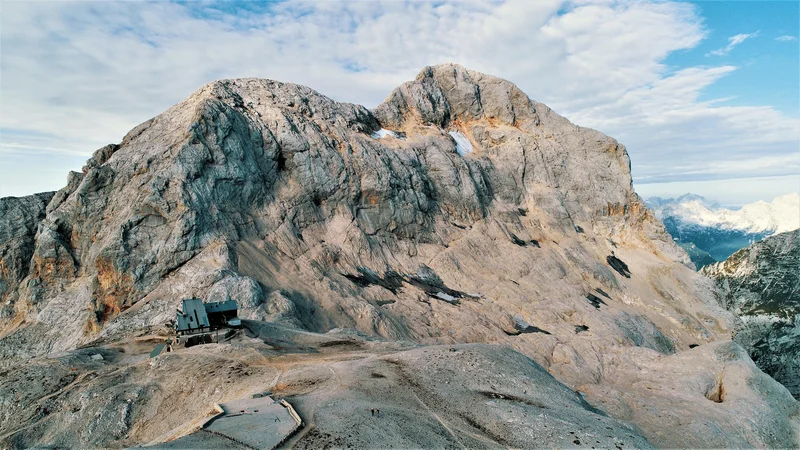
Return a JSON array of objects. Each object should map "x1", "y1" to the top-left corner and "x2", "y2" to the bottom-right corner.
[
  {"x1": 702, "y1": 229, "x2": 800, "y2": 398},
  {"x1": 1, "y1": 64, "x2": 797, "y2": 447},
  {"x1": 0, "y1": 192, "x2": 55, "y2": 324}
]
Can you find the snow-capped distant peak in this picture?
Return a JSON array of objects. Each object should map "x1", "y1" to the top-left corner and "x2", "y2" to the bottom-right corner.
[
  {"x1": 675, "y1": 193, "x2": 720, "y2": 209},
  {"x1": 675, "y1": 193, "x2": 706, "y2": 203},
  {"x1": 735, "y1": 193, "x2": 800, "y2": 234},
  {"x1": 647, "y1": 192, "x2": 800, "y2": 235}
]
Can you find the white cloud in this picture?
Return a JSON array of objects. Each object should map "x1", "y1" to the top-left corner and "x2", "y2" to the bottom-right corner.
[
  {"x1": 569, "y1": 64, "x2": 800, "y2": 183},
  {"x1": 636, "y1": 174, "x2": 800, "y2": 207},
  {"x1": 776, "y1": 35, "x2": 797, "y2": 42},
  {"x1": 706, "y1": 31, "x2": 759, "y2": 56},
  {"x1": 0, "y1": 0, "x2": 798, "y2": 201}
]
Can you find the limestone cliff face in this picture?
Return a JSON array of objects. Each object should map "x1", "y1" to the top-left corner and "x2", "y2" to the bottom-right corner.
[
  {"x1": 0, "y1": 64, "x2": 725, "y2": 357},
  {"x1": 0, "y1": 192, "x2": 55, "y2": 323},
  {"x1": 0, "y1": 64, "x2": 713, "y2": 358},
  {"x1": 702, "y1": 229, "x2": 800, "y2": 317},
  {"x1": 702, "y1": 229, "x2": 800, "y2": 398},
  {"x1": 1, "y1": 64, "x2": 796, "y2": 447}
]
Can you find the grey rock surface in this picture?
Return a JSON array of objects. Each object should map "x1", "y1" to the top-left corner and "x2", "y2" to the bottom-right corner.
[
  {"x1": 285, "y1": 343, "x2": 655, "y2": 449},
  {"x1": 0, "y1": 330, "x2": 655, "y2": 449},
  {"x1": 702, "y1": 229, "x2": 800, "y2": 397},
  {"x1": 583, "y1": 340, "x2": 799, "y2": 448},
  {"x1": 1, "y1": 64, "x2": 797, "y2": 447},
  {"x1": 0, "y1": 192, "x2": 55, "y2": 323},
  {"x1": 702, "y1": 229, "x2": 800, "y2": 317}
]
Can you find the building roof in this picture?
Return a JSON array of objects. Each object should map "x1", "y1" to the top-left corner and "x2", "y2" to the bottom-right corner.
[
  {"x1": 205, "y1": 299, "x2": 238, "y2": 313},
  {"x1": 176, "y1": 298, "x2": 210, "y2": 332}
]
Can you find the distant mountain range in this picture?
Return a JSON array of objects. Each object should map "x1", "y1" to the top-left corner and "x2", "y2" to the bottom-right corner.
[{"x1": 646, "y1": 193, "x2": 800, "y2": 268}]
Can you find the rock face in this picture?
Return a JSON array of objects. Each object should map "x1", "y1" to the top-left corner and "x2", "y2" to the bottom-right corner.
[
  {"x1": 1, "y1": 64, "x2": 798, "y2": 447},
  {"x1": 0, "y1": 192, "x2": 55, "y2": 327},
  {"x1": 702, "y1": 229, "x2": 800, "y2": 398}
]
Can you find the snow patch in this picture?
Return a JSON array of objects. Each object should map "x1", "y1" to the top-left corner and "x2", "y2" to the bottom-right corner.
[
  {"x1": 448, "y1": 131, "x2": 473, "y2": 156},
  {"x1": 434, "y1": 292, "x2": 458, "y2": 303},
  {"x1": 371, "y1": 128, "x2": 397, "y2": 139}
]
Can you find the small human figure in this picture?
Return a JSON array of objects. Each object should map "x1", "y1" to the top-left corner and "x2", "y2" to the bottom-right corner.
[
  {"x1": 371, "y1": 409, "x2": 375, "y2": 416},
  {"x1": 376, "y1": 409, "x2": 380, "y2": 417}
]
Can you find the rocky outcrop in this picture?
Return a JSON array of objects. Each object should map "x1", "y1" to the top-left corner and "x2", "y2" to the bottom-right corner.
[
  {"x1": 0, "y1": 192, "x2": 55, "y2": 328},
  {"x1": 702, "y1": 229, "x2": 799, "y2": 316},
  {"x1": 702, "y1": 229, "x2": 800, "y2": 397},
  {"x1": 583, "y1": 340, "x2": 799, "y2": 448},
  {"x1": 1, "y1": 64, "x2": 797, "y2": 447}
]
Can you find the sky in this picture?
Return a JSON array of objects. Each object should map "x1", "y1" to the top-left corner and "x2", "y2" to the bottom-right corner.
[{"x1": 0, "y1": 0, "x2": 798, "y2": 206}]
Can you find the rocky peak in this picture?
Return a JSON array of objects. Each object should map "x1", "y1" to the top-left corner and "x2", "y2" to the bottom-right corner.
[
  {"x1": 374, "y1": 63, "x2": 538, "y2": 129},
  {"x1": 1, "y1": 65, "x2": 797, "y2": 448},
  {"x1": 0, "y1": 65, "x2": 700, "y2": 356}
]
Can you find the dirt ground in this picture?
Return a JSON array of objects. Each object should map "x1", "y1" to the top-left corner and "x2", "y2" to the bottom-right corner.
[
  {"x1": 0, "y1": 320, "x2": 652, "y2": 449},
  {"x1": 2, "y1": 319, "x2": 797, "y2": 449}
]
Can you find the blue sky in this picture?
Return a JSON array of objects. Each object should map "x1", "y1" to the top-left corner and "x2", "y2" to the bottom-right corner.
[
  {"x1": 1, "y1": 0, "x2": 798, "y2": 205},
  {"x1": 668, "y1": 1, "x2": 799, "y2": 116}
]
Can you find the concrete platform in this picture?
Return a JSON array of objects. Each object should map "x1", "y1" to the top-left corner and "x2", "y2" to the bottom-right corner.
[
  {"x1": 146, "y1": 430, "x2": 243, "y2": 449},
  {"x1": 206, "y1": 396, "x2": 300, "y2": 449},
  {"x1": 150, "y1": 396, "x2": 300, "y2": 450}
]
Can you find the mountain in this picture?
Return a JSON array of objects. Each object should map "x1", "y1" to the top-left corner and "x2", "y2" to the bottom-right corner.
[
  {"x1": 677, "y1": 241, "x2": 717, "y2": 268},
  {"x1": 646, "y1": 193, "x2": 800, "y2": 267},
  {"x1": 1, "y1": 64, "x2": 798, "y2": 448},
  {"x1": 648, "y1": 193, "x2": 719, "y2": 211},
  {"x1": 702, "y1": 229, "x2": 800, "y2": 398},
  {"x1": 651, "y1": 193, "x2": 799, "y2": 235},
  {"x1": 0, "y1": 192, "x2": 55, "y2": 308}
]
